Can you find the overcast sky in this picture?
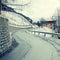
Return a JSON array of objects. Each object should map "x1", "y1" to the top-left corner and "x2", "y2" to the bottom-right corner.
[
  {"x1": 5, "y1": 0, "x2": 60, "y2": 22},
  {"x1": 21, "y1": 0, "x2": 60, "y2": 22}
]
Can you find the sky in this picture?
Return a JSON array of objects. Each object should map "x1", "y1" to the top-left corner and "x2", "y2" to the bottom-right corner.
[
  {"x1": 3, "y1": 0, "x2": 60, "y2": 22},
  {"x1": 22, "y1": 0, "x2": 60, "y2": 22}
]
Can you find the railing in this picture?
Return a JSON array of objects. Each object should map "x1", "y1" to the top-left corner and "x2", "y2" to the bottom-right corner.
[{"x1": 28, "y1": 30, "x2": 60, "y2": 37}]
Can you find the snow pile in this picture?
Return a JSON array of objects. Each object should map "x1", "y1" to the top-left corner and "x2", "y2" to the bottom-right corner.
[{"x1": 1, "y1": 11, "x2": 32, "y2": 27}]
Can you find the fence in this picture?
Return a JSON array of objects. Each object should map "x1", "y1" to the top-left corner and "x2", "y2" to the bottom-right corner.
[{"x1": 28, "y1": 30, "x2": 60, "y2": 38}]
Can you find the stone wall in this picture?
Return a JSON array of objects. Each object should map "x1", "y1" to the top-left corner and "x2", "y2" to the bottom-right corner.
[{"x1": 0, "y1": 17, "x2": 12, "y2": 54}]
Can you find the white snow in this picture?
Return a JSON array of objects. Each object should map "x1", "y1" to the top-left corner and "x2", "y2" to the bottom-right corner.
[
  {"x1": 1, "y1": 11, "x2": 32, "y2": 28},
  {"x1": 0, "y1": 29, "x2": 59, "y2": 60},
  {"x1": 13, "y1": 30, "x2": 58, "y2": 60},
  {"x1": 29, "y1": 26, "x2": 55, "y2": 37},
  {"x1": 1, "y1": 1, "x2": 60, "y2": 60}
]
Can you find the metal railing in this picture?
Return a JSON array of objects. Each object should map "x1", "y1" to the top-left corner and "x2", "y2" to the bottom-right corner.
[{"x1": 28, "y1": 30, "x2": 60, "y2": 37}]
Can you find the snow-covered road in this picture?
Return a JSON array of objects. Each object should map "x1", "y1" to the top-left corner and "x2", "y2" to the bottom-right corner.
[
  {"x1": 0, "y1": 30, "x2": 58, "y2": 60},
  {"x1": 1, "y1": 0, "x2": 60, "y2": 60},
  {"x1": 14, "y1": 30, "x2": 58, "y2": 60}
]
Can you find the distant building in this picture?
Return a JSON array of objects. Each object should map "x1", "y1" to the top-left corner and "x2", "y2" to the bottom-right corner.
[
  {"x1": 41, "y1": 20, "x2": 56, "y2": 30},
  {"x1": 0, "y1": 17, "x2": 12, "y2": 54}
]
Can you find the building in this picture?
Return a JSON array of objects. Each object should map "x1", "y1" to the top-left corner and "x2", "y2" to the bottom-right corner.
[
  {"x1": 0, "y1": 17, "x2": 12, "y2": 54},
  {"x1": 41, "y1": 20, "x2": 56, "y2": 30}
]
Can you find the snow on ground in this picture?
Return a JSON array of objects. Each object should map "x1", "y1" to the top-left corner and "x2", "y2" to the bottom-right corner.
[
  {"x1": 0, "y1": 31, "x2": 31, "y2": 60},
  {"x1": 29, "y1": 26, "x2": 55, "y2": 37},
  {"x1": 1, "y1": 1, "x2": 60, "y2": 60},
  {"x1": 27, "y1": 26, "x2": 60, "y2": 60},
  {"x1": 12, "y1": 30, "x2": 58, "y2": 60},
  {"x1": 5, "y1": 12, "x2": 31, "y2": 26},
  {"x1": 1, "y1": 11, "x2": 32, "y2": 28},
  {"x1": 0, "y1": 29, "x2": 58, "y2": 60}
]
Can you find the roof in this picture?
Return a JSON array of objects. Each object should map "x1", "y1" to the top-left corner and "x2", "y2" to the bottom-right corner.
[{"x1": 41, "y1": 20, "x2": 56, "y2": 24}]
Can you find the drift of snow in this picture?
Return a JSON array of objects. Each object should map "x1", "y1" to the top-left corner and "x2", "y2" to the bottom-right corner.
[{"x1": 1, "y1": 11, "x2": 32, "y2": 27}]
